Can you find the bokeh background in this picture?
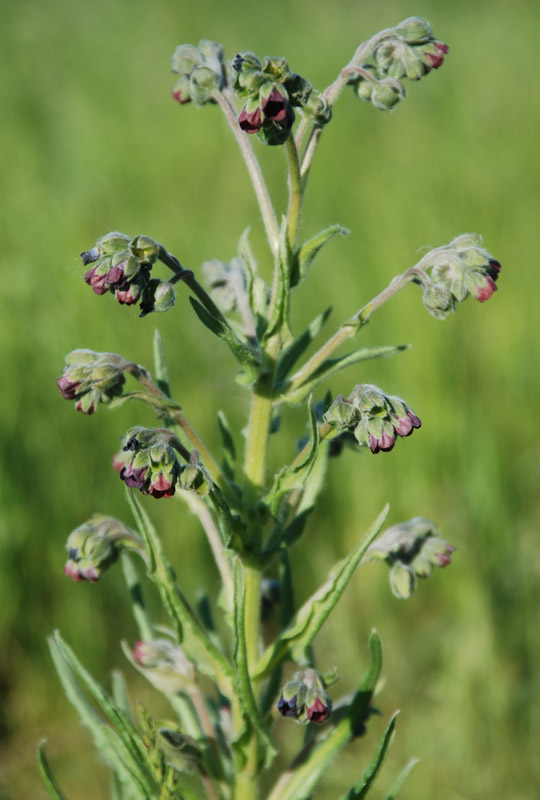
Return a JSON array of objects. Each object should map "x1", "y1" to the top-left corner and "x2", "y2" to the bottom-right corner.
[{"x1": 2, "y1": 0, "x2": 539, "y2": 797}]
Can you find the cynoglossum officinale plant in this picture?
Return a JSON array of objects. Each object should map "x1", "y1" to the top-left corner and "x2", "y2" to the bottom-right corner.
[{"x1": 43, "y1": 16, "x2": 501, "y2": 800}]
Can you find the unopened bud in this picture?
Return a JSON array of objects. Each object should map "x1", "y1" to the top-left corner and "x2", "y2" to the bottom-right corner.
[
  {"x1": 371, "y1": 78, "x2": 406, "y2": 110},
  {"x1": 277, "y1": 668, "x2": 332, "y2": 725},
  {"x1": 395, "y1": 16, "x2": 433, "y2": 44},
  {"x1": 132, "y1": 638, "x2": 196, "y2": 693},
  {"x1": 64, "y1": 516, "x2": 142, "y2": 583},
  {"x1": 139, "y1": 279, "x2": 176, "y2": 317}
]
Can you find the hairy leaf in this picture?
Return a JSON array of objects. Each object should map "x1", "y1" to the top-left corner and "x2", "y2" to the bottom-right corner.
[{"x1": 291, "y1": 224, "x2": 350, "y2": 287}]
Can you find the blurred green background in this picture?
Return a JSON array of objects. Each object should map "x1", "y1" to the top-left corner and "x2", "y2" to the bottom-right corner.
[{"x1": 2, "y1": 0, "x2": 539, "y2": 797}]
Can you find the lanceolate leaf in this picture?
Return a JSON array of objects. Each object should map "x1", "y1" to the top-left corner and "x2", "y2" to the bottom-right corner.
[
  {"x1": 264, "y1": 632, "x2": 386, "y2": 800},
  {"x1": 217, "y1": 410, "x2": 236, "y2": 480},
  {"x1": 126, "y1": 491, "x2": 234, "y2": 696},
  {"x1": 152, "y1": 329, "x2": 171, "y2": 398},
  {"x1": 189, "y1": 296, "x2": 262, "y2": 385},
  {"x1": 48, "y1": 636, "x2": 154, "y2": 799},
  {"x1": 338, "y1": 712, "x2": 399, "y2": 799},
  {"x1": 291, "y1": 224, "x2": 350, "y2": 288},
  {"x1": 385, "y1": 758, "x2": 420, "y2": 799},
  {"x1": 254, "y1": 505, "x2": 389, "y2": 678},
  {"x1": 274, "y1": 306, "x2": 333, "y2": 386},
  {"x1": 37, "y1": 741, "x2": 67, "y2": 800},
  {"x1": 238, "y1": 228, "x2": 269, "y2": 337},
  {"x1": 282, "y1": 344, "x2": 410, "y2": 404},
  {"x1": 264, "y1": 217, "x2": 293, "y2": 341},
  {"x1": 264, "y1": 397, "x2": 319, "y2": 520},
  {"x1": 231, "y1": 559, "x2": 277, "y2": 767}
]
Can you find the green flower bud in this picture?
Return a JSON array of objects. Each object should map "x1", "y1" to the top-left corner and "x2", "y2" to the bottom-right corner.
[
  {"x1": 323, "y1": 396, "x2": 357, "y2": 431},
  {"x1": 64, "y1": 516, "x2": 142, "y2": 583},
  {"x1": 371, "y1": 78, "x2": 406, "y2": 110},
  {"x1": 96, "y1": 231, "x2": 131, "y2": 255},
  {"x1": 303, "y1": 88, "x2": 332, "y2": 125},
  {"x1": 390, "y1": 562, "x2": 416, "y2": 599},
  {"x1": 262, "y1": 55, "x2": 291, "y2": 83},
  {"x1": 132, "y1": 638, "x2": 196, "y2": 694},
  {"x1": 139, "y1": 279, "x2": 176, "y2": 317},
  {"x1": 116, "y1": 427, "x2": 182, "y2": 499},
  {"x1": 285, "y1": 73, "x2": 313, "y2": 107},
  {"x1": 180, "y1": 452, "x2": 212, "y2": 497},
  {"x1": 277, "y1": 669, "x2": 332, "y2": 724},
  {"x1": 422, "y1": 283, "x2": 456, "y2": 319},
  {"x1": 171, "y1": 40, "x2": 225, "y2": 107},
  {"x1": 57, "y1": 351, "x2": 126, "y2": 414},
  {"x1": 130, "y1": 235, "x2": 160, "y2": 264},
  {"x1": 189, "y1": 64, "x2": 223, "y2": 105},
  {"x1": 156, "y1": 725, "x2": 202, "y2": 773},
  {"x1": 395, "y1": 16, "x2": 433, "y2": 44},
  {"x1": 171, "y1": 44, "x2": 202, "y2": 76}
]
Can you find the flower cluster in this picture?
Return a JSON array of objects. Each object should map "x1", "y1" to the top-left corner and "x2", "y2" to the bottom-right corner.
[
  {"x1": 64, "y1": 516, "x2": 142, "y2": 583},
  {"x1": 421, "y1": 234, "x2": 502, "y2": 319},
  {"x1": 56, "y1": 350, "x2": 126, "y2": 414},
  {"x1": 82, "y1": 232, "x2": 175, "y2": 315},
  {"x1": 352, "y1": 17, "x2": 449, "y2": 111},
  {"x1": 114, "y1": 427, "x2": 183, "y2": 499},
  {"x1": 233, "y1": 52, "x2": 330, "y2": 145},
  {"x1": 171, "y1": 40, "x2": 226, "y2": 106},
  {"x1": 277, "y1": 669, "x2": 332, "y2": 724},
  {"x1": 323, "y1": 384, "x2": 421, "y2": 454},
  {"x1": 365, "y1": 517, "x2": 455, "y2": 598}
]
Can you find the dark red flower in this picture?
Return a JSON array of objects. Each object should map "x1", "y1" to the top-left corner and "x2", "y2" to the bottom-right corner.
[
  {"x1": 425, "y1": 41, "x2": 449, "y2": 69},
  {"x1": 239, "y1": 106, "x2": 262, "y2": 133}
]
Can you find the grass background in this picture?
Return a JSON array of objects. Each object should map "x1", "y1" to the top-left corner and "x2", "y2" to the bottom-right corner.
[{"x1": 1, "y1": 0, "x2": 539, "y2": 797}]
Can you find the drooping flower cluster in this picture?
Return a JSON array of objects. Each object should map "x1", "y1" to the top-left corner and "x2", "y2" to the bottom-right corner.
[
  {"x1": 171, "y1": 40, "x2": 226, "y2": 106},
  {"x1": 323, "y1": 384, "x2": 421, "y2": 454},
  {"x1": 81, "y1": 232, "x2": 175, "y2": 315},
  {"x1": 232, "y1": 52, "x2": 331, "y2": 145},
  {"x1": 64, "y1": 516, "x2": 143, "y2": 583},
  {"x1": 351, "y1": 17, "x2": 449, "y2": 111},
  {"x1": 114, "y1": 427, "x2": 183, "y2": 499},
  {"x1": 56, "y1": 350, "x2": 126, "y2": 414},
  {"x1": 365, "y1": 516, "x2": 455, "y2": 598},
  {"x1": 277, "y1": 668, "x2": 332, "y2": 724},
  {"x1": 421, "y1": 234, "x2": 502, "y2": 319}
]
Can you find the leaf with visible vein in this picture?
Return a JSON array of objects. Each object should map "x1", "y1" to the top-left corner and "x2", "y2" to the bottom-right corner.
[
  {"x1": 255, "y1": 505, "x2": 389, "y2": 677},
  {"x1": 338, "y1": 712, "x2": 399, "y2": 799},
  {"x1": 37, "y1": 741, "x2": 67, "y2": 800},
  {"x1": 274, "y1": 306, "x2": 332, "y2": 386},
  {"x1": 291, "y1": 224, "x2": 350, "y2": 287}
]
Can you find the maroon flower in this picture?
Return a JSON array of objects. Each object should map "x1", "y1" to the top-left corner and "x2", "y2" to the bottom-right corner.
[
  {"x1": 306, "y1": 696, "x2": 331, "y2": 724},
  {"x1": 368, "y1": 428, "x2": 396, "y2": 454},
  {"x1": 57, "y1": 375, "x2": 80, "y2": 400},
  {"x1": 393, "y1": 410, "x2": 422, "y2": 437},
  {"x1": 149, "y1": 472, "x2": 176, "y2": 499},
  {"x1": 84, "y1": 266, "x2": 110, "y2": 295},
  {"x1": 262, "y1": 90, "x2": 294, "y2": 128},
  {"x1": 120, "y1": 464, "x2": 149, "y2": 491},
  {"x1": 474, "y1": 275, "x2": 498, "y2": 302},
  {"x1": 239, "y1": 105, "x2": 262, "y2": 133},
  {"x1": 277, "y1": 694, "x2": 299, "y2": 718},
  {"x1": 425, "y1": 41, "x2": 449, "y2": 69}
]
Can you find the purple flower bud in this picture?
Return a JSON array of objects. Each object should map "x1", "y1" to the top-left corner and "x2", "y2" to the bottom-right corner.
[
  {"x1": 306, "y1": 695, "x2": 331, "y2": 723},
  {"x1": 149, "y1": 472, "x2": 176, "y2": 499},
  {"x1": 277, "y1": 669, "x2": 332, "y2": 725},
  {"x1": 262, "y1": 89, "x2": 293, "y2": 128},
  {"x1": 393, "y1": 410, "x2": 422, "y2": 437},
  {"x1": 80, "y1": 247, "x2": 100, "y2": 266},
  {"x1": 425, "y1": 41, "x2": 449, "y2": 69},
  {"x1": 120, "y1": 464, "x2": 149, "y2": 490},
  {"x1": 369, "y1": 428, "x2": 396, "y2": 454},
  {"x1": 84, "y1": 266, "x2": 110, "y2": 295},
  {"x1": 64, "y1": 516, "x2": 141, "y2": 583},
  {"x1": 277, "y1": 695, "x2": 299, "y2": 718},
  {"x1": 56, "y1": 375, "x2": 80, "y2": 400},
  {"x1": 239, "y1": 105, "x2": 262, "y2": 133}
]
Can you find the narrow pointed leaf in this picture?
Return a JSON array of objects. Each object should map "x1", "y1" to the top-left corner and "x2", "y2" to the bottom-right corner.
[
  {"x1": 108, "y1": 390, "x2": 181, "y2": 417},
  {"x1": 238, "y1": 228, "x2": 269, "y2": 337},
  {"x1": 338, "y1": 712, "x2": 399, "y2": 799},
  {"x1": 385, "y1": 758, "x2": 419, "y2": 799},
  {"x1": 232, "y1": 558, "x2": 277, "y2": 767},
  {"x1": 274, "y1": 306, "x2": 332, "y2": 386},
  {"x1": 37, "y1": 741, "x2": 67, "y2": 800},
  {"x1": 264, "y1": 397, "x2": 319, "y2": 519},
  {"x1": 126, "y1": 490, "x2": 234, "y2": 695},
  {"x1": 189, "y1": 297, "x2": 261, "y2": 384},
  {"x1": 291, "y1": 224, "x2": 350, "y2": 288},
  {"x1": 217, "y1": 410, "x2": 236, "y2": 480},
  {"x1": 283, "y1": 344, "x2": 410, "y2": 404},
  {"x1": 255, "y1": 505, "x2": 389, "y2": 677},
  {"x1": 121, "y1": 553, "x2": 155, "y2": 642},
  {"x1": 264, "y1": 218, "x2": 292, "y2": 341}
]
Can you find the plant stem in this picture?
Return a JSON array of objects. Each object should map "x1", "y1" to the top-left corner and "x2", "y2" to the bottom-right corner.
[
  {"x1": 285, "y1": 136, "x2": 303, "y2": 251},
  {"x1": 214, "y1": 90, "x2": 280, "y2": 255},
  {"x1": 300, "y1": 27, "x2": 398, "y2": 184},
  {"x1": 242, "y1": 382, "x2": 275, "y2": 512},
  {"x1": 286, "y1": 267, "x2": 425, "y2": 394}
]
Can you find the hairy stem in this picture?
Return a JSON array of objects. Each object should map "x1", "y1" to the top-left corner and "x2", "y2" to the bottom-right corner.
[
  {"x1": 285, "y1": 136, "x2": 303, "y2": 251},
  {"x1": 214, "y1": 90, "x2": 280, "y2": 254}
]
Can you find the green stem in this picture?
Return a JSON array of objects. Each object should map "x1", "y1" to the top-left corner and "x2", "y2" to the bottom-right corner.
[
  {"x1": 285, "y1": 136, "x2": 303, "y2": 251},
  {"x1": 214, "y1": 90, "x2": 280, "y2": 255},
  {"x1": 242, "y1": 384, "x2": 275, "y2": 512},
  {"x1": 300, "y1": 27, "x2": 398, "y2": 184},
  {"x1": 286, "y1": 267, "x2": 425, "y2": 394}
]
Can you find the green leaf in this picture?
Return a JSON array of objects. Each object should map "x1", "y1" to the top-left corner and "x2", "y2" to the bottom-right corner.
[
  {"x1": 274, "y1": 306, "x2": 332, "y2": 386},
  {"x1": 108, "y1": 390, "x2": 182, "y2": 418},
  {"x1": 385, "y1": 758, "x2": 419, "y2": 799},
  {"x1": 125, "y1": 490, "x2": 234, "y2": 696},
  {"x1": 263, "y1": 397, "x2": 320, "y2": 520},
  {"x1": 282, "y1": 344, "x2": 410, "y2": 404},
  {"x1": 264, "y1": 632, "x2": 386, "y2": 800},
  {"x1": 48, "y1": 635, "x2": 154, "y2": 799},
  {"x1": 238, "y1": 228, "x2": 269, "y2": 338},
  {"x1": 217, "y1": 410, "x2": 236, "y2": 481},
  {"x1": 37, "y1": 741, "x2": 67, "y2": 800},
  {"x1": 189, "y1": 297, "x2": 261, "y2": 385},
  {"x1": 338, "y1": 712, "x2": 399, "y2": 799},
  {"x1": 153, "y1": 329, "x2": 171, "y2": 398},
  {"x1": 231, "y1": 558, "x2": 277, "y2": 768},
  {"x1": 121, "y1": 553, "x2": 155, "y2": 642},
  {"x1": 291, "y1": 224, "x2": 350, "y2": 288},
  {"x1": 255, "y1": 505, "x2": 389, "y2": 678},
  {"x1": 264, "y1": 217, "x2": 292, "y2": 341},
  {"x1": 53, "y1": 633, "x2": 147, "y2": 765}
]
